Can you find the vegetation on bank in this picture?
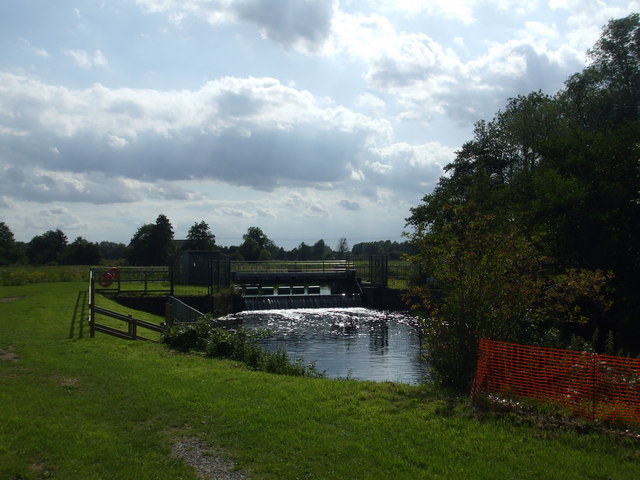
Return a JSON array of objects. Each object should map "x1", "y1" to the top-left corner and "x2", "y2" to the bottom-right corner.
[
  {"x1": 162, "y1": 318, "x2": 324, "y2": 378},
  {"x1": 1, "y1": 281, "x2": 639, "y2": 480}
]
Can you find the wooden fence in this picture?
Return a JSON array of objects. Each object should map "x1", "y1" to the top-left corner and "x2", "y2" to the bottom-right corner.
[
  {"x1": 88, "y1": 270, "x2": 166, "y2": 341},
  {"x1": 472, "y1": 338, "x2": 640, "y2": 427}
]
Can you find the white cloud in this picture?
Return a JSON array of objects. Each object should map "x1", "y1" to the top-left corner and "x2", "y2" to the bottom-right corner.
[
  {"x1": 108, "y1": 135, "x2": 129, "y2": 149},
  {"x1": 0, "y1": 73, "x2": 393, "y2": 195},
  {"x1": 329, "y1": 9, "x2": 579, "y2": 127},
  {"x1": 374, "y1": 0, "x2": 477, "y2": 25},
  {"x1": 136, "y1": 0, "x2": 337, "y2": 52},
  {"x1": 20, "y1": 38, "x2": 50, "y2": 58},
  {"x1": 65, "y1": 49, "x2": 109, "y2": 70}
]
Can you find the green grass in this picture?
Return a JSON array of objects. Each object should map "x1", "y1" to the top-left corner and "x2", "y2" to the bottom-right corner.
[{"x1": 1, "y1": 282, "x2": 639, "y2": 479}]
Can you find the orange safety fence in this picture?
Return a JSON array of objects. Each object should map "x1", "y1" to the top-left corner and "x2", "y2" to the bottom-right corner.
[{"x1": 471, "y1": 339, "x2": 640, "y2": 427}]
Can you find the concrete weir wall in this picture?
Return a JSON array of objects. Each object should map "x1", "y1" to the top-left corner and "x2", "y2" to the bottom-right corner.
[
  {"x1": 360, "y1": 286, "x2": 408, "y2": 310},
  {"x1": 112, "y1": 292, "x2": 243, "y2": 319}
]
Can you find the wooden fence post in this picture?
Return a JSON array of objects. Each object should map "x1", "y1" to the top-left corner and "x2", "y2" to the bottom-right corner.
[
  {"x1": 165, "y1": 301, "x2": 174, "y2": 328},
  {"x1": 128, "y1": 314, "x2": 136, "y2": 340},
  {"x1": 89, "y1": 270, "x2": 95, "y2": 338}
]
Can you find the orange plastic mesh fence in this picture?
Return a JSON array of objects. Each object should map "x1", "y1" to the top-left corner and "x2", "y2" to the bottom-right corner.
[{"x1": 471, "y1": 339, "x2": 640, "y2": 426}]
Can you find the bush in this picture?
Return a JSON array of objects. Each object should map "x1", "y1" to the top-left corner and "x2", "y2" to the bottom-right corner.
[
  {"x1": 162, "y1": 318, "x2": 324, "y2": 378},
  {"x1": 405, "y1": 210, "x2": 612, "y2": 389}
]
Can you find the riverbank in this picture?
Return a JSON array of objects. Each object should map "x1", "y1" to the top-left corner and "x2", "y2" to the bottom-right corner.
[{"x1": 1, "y1": 282, "x2": 638, "y2": 479}]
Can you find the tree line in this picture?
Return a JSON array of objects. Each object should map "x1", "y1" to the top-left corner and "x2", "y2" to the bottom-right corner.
[
  {"x1": 405, "y1": 13, "x2": 640, "y2": 387},
  {"x1": 0, "y1": 217, "x2": 411, "y2": 266}
]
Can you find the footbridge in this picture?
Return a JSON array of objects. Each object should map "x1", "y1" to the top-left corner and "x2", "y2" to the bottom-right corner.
[{"x1": 232, "y1": 260, "x2": 356, "y2": 286}]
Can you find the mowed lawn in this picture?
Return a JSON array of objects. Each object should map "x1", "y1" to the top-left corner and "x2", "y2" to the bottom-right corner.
[{"x1": 1, "y1": 282, "x2": 639, "y2": 479}]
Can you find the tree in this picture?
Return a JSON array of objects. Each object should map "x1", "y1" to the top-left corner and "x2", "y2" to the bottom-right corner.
[
  {"x1": 99, "y1": 241, "x2": 128, "y2": 261},
  {"x1": 311, "y1": 239, "x2": 331, "y2": 260},
  {"x1": 184, "y1": 221, "x2": 216, "y2": 251},
  {"x1": 0, "y1": 222, "x2": 18, "y2": 265},
  {"x1": 404, "y1": 15, "x2": 639, "y2": 384},
  {"x1": 335, "y1": 237, "x2": 349, "y2": 259},
  {"x1": 238, "y1": 236, "x2": 260, "y2": 261},
  {"x1": 128, "y1": 215, "x2": 176, "y2": 265},
  {"x1": 295, "y1": 242, "x2": 312, "y2": 261},
  {"x1": 239, "y1": 227, "x2": 275, "y2": 261},
  {"x1": 150, "y1": 214, "x2": 175, "y2": 265},
  {"x1": 128, "y1": 223, "x2": 154, "y2": 265},
  {"x1": 243, "y1": 227, "x2": 274, "y2": 251},
  {"x1": 407, "y1": 15, "x2": 640, "y2": 350},
  {"x1": 406, "y1": 209, "x2": 612, "y2": 388},
  {"x1": 587, "y1": 13, "x2": 640, "y2": 123},
  {"x1": 64, "y1": 237, "x2": 101, "y2": 265},
  {"x1": 27, "y1": 229, "x2": 68, "y2": 265}
]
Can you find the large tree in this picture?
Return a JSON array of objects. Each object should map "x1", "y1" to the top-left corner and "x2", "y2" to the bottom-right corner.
[
  {"x1": 406, "y1": 13, "x2": 640, "y2": 374},
  {"x1": 151, "y1": 214, "x2": 175, "y2": 265},
  {"x1": 26, "y1": 229, "x2": 68, "y2": 265},
  {"x1": 128, "y1": 214, "x2": 175, "y2": 265},
  {"x1": 128, "y1": 223, "x2": 154, "y2": 265},
  {"x1": 335, "y1": 237, "x2": 349, "y2": 260},
  {"x1": 238, "y1": 227, "x2": 275, "y2": 261},
  {"x1": 99, "y1": 241, "x2": 127, "y2": 261},
  {"x1": 64, "y1": 237, "x2": 101, "y2": 265},
  {"x1": 0, "y1": 222, "x2": 18, "y2": 265},
  {"x1": 183, "y1": 221, "x2": 216, "y2": 251}
]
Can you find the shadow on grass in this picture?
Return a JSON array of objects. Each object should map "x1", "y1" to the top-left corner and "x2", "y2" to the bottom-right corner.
[{"x1": 69, "y1": 290, "x2": 88, "y2": 339}]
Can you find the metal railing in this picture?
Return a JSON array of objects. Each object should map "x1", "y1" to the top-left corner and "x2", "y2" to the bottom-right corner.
[
  {"x1": 231, "y1": 260, "x2": 354, "y2": 274},
  {"x1": 91, "y1": 266, "x2": 173, "y2": 295},
  {"x1": 166, "y1": 296, "x2": 205, "y2": 325}
]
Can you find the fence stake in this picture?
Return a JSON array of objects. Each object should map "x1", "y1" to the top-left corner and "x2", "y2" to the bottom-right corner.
[
  {"x1": 165, "y1": 302, "x2": 174, "y2": 328},
  {"x1": 128, "y1": 314, "x2": 136, "y2": 339},
  {"x1": 89, "y1": 271, "x2": 95, "y2": 338}
]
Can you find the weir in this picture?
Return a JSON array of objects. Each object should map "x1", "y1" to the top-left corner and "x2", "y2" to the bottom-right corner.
[
  {"x1": 230, "y1": 259, "x2": 396, "y2": 311},
  {"x1": 242, "y1": 294, "x2": 362, "y2": 310}
]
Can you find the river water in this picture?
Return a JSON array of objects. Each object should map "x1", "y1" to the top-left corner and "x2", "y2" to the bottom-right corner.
[{"x1": 217, "y1": 307, "x2": 428, "y2": 384}]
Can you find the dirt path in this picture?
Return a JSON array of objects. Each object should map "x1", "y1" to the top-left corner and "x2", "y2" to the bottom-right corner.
[{"x1": 172, "y1": 437, "x2": 248, "y2": 480}]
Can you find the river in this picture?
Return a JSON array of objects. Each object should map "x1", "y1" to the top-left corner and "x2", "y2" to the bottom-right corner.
[{"x1": 217, "y1": 307, "x2": 428, "y2": 384}]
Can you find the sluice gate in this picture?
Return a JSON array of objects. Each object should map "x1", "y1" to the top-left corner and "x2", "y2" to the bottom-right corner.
[{"x1": 232, "y1": 261, "x2": 364, "y2": 310}]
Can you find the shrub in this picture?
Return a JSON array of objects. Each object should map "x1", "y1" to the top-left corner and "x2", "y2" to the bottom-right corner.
[
  {"x1": 161, "y1": 318, "x2": 324, "y2": 378},
  {"x1": 405, "y1": 210, "x2": 612, "y2": 389}
]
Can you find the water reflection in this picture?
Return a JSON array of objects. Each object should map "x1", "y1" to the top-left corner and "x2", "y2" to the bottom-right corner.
[{"x1": 217, "y1": 307, "x2": 427, "y2": 384}]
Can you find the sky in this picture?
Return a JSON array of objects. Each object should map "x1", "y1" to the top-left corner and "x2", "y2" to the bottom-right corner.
[{"x1": 1, "y1": 1, "x2": 638, "y2": 250}]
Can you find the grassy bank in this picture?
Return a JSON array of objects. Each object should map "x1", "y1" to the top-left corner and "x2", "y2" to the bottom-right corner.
[{"x1": 1, "y1": 282, "x2": 639, "y2": 479}]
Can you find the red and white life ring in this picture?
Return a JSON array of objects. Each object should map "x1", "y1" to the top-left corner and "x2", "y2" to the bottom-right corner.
[{"x1": 98, "y1": 272, "x2": 113, "y2": 287}]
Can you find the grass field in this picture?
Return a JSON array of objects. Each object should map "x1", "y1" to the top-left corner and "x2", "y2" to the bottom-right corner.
[{"x1": 1, "y1": 280, "x2": 639, "y2": 479}]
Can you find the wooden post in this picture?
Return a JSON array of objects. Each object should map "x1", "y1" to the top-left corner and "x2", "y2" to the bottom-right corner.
[
  {"x1": 128, "y1": 314, "x2": 137, "y2": 340},
  {"x1": 165, "y1": 301, "x2": 174, "y2": 328},
  {"x1": 89, "y1": 271, "x2": 95, "y2": 338}
]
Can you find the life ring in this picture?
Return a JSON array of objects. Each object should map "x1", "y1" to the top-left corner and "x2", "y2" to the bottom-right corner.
[
  {"x1": 108, "y1": 267, "x2": 120, "y2": 281},
  {"x1": 98, "y1": 272, "x2": 113, "y2": 287}
]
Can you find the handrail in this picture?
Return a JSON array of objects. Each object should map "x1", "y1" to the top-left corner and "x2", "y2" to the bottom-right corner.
[
  {"x1": 91, "y1": 305, "x2": 164, "y2": 341},
  {"x1": 231, "y1": 260, "x2": 355, "y2": 274},
  {"x1": 166, "y1": 296, "x2": 205, "y2": 325}
]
